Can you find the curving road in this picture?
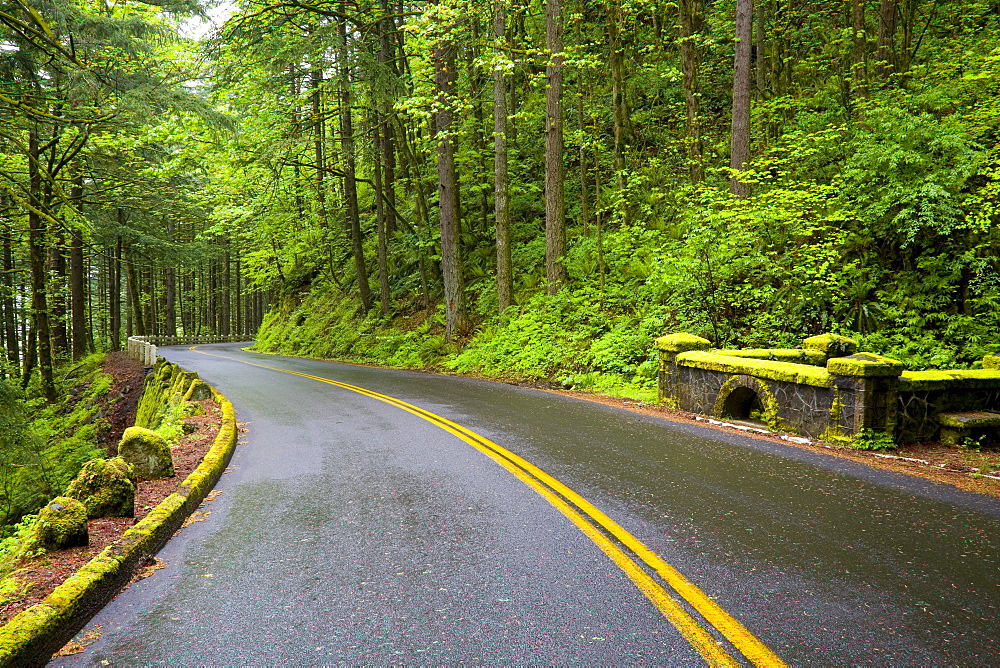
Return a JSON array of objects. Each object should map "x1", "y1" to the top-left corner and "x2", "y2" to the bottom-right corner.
[{"x1": 54, "y1": 343, "x2": 1000, "y2": 665}]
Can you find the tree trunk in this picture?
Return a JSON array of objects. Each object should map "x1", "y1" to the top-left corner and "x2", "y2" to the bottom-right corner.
[
  {"x1": 181, "y1": 271, "x2": 193, "y2": 336},
  {"x1": 109, "y1": 238, "x2": 121, "y2": 351},
  {"x1": 897, "y1": 0, "x2": 916, "y2": 78},
  {"x1": 235, "y1": 256, "x2": 243, "y2": 336},
  {"x1": 852, "y1": 0, "x2": 869, "y2": 101},
  {"x1": 69, "y1": 177, "x2": 87, "y2": 359},
  {"x1": 146, "y1": 265, "x2": 157, "y2": 337},
  {"x1": 47, "y1": 233, "x2": 69, "y2": 358},
  {"x1": 434, "y1": 14, "x2": 466, "y2": 339},
  {"x1": 223, "y1": 251, "x2": 231, "y2": 336},
  {"x1": 679, "y1": 0, "x2": 705, "y2": 184},
  {"x1": 379, "y1": 0, "x2": 398, "y2": 236},
  {"x1": 2, "y1": 225, "x2": 19, "y2": 371},
  {"x1": 755, "y1": 0, "x2": 767, "y2": 98},
  {"x1": 161, "y1": 221, "x2": 176, "y2": 336},
  {"x1": 729, "y1": 0, "x2": 753, "y2": 198},
  {"x1": 606, "y1": 1, "x2": 629, "y2": 190},
  {"x1": 396, "y1": 118, "x2": 432, "y2": 311},
  {"x1": 876, "y1": 0, "x2": 896, "y2": 79},
  {"x1": 372, "y1": 117, "x2": 392, "y2": 315},
  {"x1": 339, "y1": 10, "x2": 373, "y2": 312},
  {"x1": 578, "y1": 93, "x2": 590, "y2": 238},
  {"x1": 494, "y1": 1, "x2": 513, "y2": 313},
  {"x1": 27, "y1": 127, "x2": 56, "y2": 399},
  {"x1": 123, "y1": 243, "x2": 146, "y2": 337},
  {"x1": 545, "y1": 0, "x2": 567, "y2": 292}
]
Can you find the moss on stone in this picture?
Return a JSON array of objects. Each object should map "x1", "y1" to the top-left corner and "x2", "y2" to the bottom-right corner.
[
  {"x1": 0, "y1": 383, "x2": 240, "y2": 666},
  {"x1": 64, "y1": 458, "x2": 136, "y2": 519},
  {"x1": 185, "y1": 402, "x2": 206, "y2": 417},
  {"x1": 118, "y1": 427, "x2": 174, "y2": 480},
  {"x1": 802, "y1": 333, "x2": 858, "y2": 358},
  {"x1": 898, "y1": 369, "x2": 1000, "y2": 391},
  {"x1": 819, "y1": 427, "x2": 854, "y2": 446},
  {"x1": 713, "y1": 348, "x2": 826, "y2": 366},
  {"x1": 655, "y1": 333, "x2": 712, "y2": 353},
  {"x1": 183, "y1": 379, "x2": 212, "y2": 402},
  {"x1": 936, "y1": 411, "x2": 1000, "y2": 429},
  {"x1": 712, "y1": 374, "x2": 787, "y2": 431},
  {"x1": 677, "y1": 350, "x2": 834, "y2": 387},
  {"x1": 26, "y1": 498, "x2": 88, "y2": 553},
  {"x1": 826, "y1": 353, "x2": 904, "y2": 377}
]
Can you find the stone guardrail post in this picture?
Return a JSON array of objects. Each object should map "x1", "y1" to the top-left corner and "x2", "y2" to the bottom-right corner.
[
  {"x1": 826, "y1": 354, "x2": 904, "y2": 435},
  {"x1": 655, "y1": 333, "x2": 712, "y2": 408}
]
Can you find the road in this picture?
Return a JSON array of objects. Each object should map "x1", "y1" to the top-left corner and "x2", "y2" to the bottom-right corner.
[{"x1": 54, "y1": 343, "x2": 1000, "y2": 664}]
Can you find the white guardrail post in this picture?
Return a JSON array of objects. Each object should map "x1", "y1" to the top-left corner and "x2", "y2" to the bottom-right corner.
[
  {"x1": 126, "y1": 336, "x2": 157, "y2": 366},
  {"x1": 126, "y1": 334, "x2": 244, "y2": 364}
]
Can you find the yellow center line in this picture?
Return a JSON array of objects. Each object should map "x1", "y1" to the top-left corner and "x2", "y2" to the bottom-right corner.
[{"x1": 188, "y1": 347, "x2": 786, "y2": 667}]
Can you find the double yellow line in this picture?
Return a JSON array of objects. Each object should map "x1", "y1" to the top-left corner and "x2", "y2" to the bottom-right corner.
[{"x1": 191, "y1": 348, "x2": 785, "y2": 667}]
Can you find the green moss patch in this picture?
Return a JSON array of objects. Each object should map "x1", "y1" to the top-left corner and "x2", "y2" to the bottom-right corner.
[
  {"x1": 677, "y1": 350, "x2": 834, "y2": 387},
  {"x1": 25, "y1": 499, "x2": 88, "y2": 553},
  {"x1": 712, "y1": 348, "x2": 827, "y2": 366},
  {"x1": 118, "y1": 428, "x2": 174, "y2": 480},
  {"x1": 899, "y1": 369, "x2": 1000, "y2": 391},
  {"x1": 64, "y1": 458, "x2": 136, "y2": 519},
  {"x1": 826, "y1": 353, "x2": 904, "y2": 378},
  {"x1": 0, "y1": 381, "x2": 239, "y2": 667},
  {"x1": 802, "y1": 333, "x2": 858, "y2": 358},
  {"x1": 655, "y1": 333, "x2": 712, "y2": 354}
]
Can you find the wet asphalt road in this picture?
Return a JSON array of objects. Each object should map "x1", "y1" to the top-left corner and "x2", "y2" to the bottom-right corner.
[{"x1": 53, "y1": 343, "x2": 1000, "y2": 665}]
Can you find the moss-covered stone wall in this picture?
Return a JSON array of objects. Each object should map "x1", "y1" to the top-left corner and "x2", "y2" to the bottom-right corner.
[
  {"x1": 658, "y1": 332, "x2": 1000, "y2": 445},
  {"x1": 0, "y1": 368, "x2": 238, "y2": 666}
]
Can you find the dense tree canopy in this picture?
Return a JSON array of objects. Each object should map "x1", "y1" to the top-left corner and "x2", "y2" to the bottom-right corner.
[{"x1": 2, "y1": 0, "x2": 999, "y2": 403}]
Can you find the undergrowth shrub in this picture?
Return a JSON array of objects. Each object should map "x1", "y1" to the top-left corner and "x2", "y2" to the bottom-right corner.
[{"x1": 0, "y1": 355, "x2": 110, "y2": 532}]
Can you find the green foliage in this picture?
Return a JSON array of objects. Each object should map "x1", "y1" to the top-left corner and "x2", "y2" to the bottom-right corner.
[
  {"x1": 154, "y1": 401, "x2": 192, "y2": 446},
  {"x1": 851, "y1": 428, "x2": 898, "y2": 452},
  {"x1": 0, "y1": 514, "x2": 41, "y2": 581},
  {"x1": 0, "y1": 356, "x2": 112, "y2": 531}
]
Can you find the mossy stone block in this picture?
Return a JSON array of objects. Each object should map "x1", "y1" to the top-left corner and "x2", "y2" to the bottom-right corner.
[
  {"x1": 119, "y1": 426, "x2": 174, "y2": 479},
  {"x1": 803, "y1": 333, "x2": 858, "y2": 358},
  {"x1": 984, "y1": 355, "x2": 1000, "y2": 370},
  {"x1": 678, "y1": 350, "x2": 833, "y2": 387},
  {"x1": 65, "y1": 457, "x2": 136, "y2": 519},
  {"x1": 27, "y1": 497, "x2": 88, "y2": 552},
  {"x1": 899, "y1": 369, "x2": 1000, "y2": 391},
  {"x1": 827, "y1": 353, "x2": 903, "y2": 378},
  {"x1": 715, "y1": 348, "x2": 827, "y2": 366},
  {"x1": 184, "y1": 379, "x2": 212, "y2": 402},
  {"x1": 655, "y1": 333, "x2": 712, "y2": 353}
]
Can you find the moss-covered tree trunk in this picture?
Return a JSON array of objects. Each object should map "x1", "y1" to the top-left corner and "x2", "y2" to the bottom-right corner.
[
  {"x1": 679, "y1": 0, "x2": 705, "y2": 184},
  {"x1": 123, "y1": 241, "x2": 145, "y2": 337},
  {"x1": 729, "y1": 0, "x2": 753, "y2": 198},
  {"x1": 338, "y1": 8, "x2": 373, "y2": 313},
  {"x1": 434, "y1": 10, "x2": 466, "y2": 339},
  {"x1": 2, "y1": 220, "x2": 20, "y2": 371},
  {"x1": 26, "y1": 126, "x2": 56, "y2": 400},
  {"x1": 493, "y1": 1, "x2": 513, "y2": 313},
  {"x1": 544, "y1": 0, "x2": 567, "y2": 293},
  {"x1": 70, "y1": 176, "x2": 88, "y2": 359}
]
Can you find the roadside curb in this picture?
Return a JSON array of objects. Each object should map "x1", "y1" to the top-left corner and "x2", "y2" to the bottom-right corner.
[{"x1": 0, "y1": 385, "x2": 238, "y2": 667}]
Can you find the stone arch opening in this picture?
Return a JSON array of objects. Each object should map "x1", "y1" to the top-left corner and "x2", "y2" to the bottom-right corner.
[{"x1": 720, "y1": 385, "x2": 764, "y2": 422}]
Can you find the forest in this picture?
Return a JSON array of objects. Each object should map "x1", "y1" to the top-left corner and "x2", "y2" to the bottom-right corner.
[{"x1": 1, "y1": 0, "x2": 999, "y2": 525}]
